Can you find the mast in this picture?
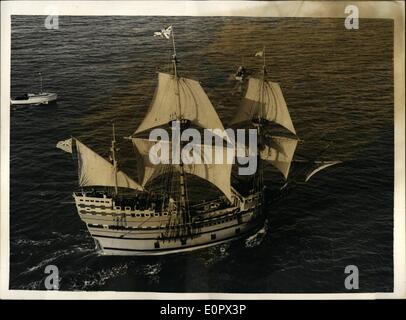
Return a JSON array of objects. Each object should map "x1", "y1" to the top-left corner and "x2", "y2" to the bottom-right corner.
[
  {"x1": 38, "y1": 72, "x2": 43, "y2": 93},
  {"x1": 111, "y1": 123, "x2": 118, "y2": 195},
  {"x1": 171, "y1": 26, "x2": 178, "y2": 78},
  {"x1": 169, "y1": 26, "x2": 191, "y2": 234},
  {"x1": 256, "y1": 45, "x2": 267, "y2": 194},
  {"x1": 178, "y1": 123, "x2": 190, "y2": 232},
  {"x1": 132, "y1": 26, "x2": 232, "y2": 235},
  {"x1": 230, "y1": 46, "x2": 298, "y2": 186}
]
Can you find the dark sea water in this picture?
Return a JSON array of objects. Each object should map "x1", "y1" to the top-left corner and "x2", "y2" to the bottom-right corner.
[{"x1": 9, "y1": 16, "x2": 393, "y2": 292}]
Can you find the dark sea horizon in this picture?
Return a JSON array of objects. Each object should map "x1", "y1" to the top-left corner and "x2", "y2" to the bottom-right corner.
[{"x1": 9, "y1": 16, "x2": 394, "y2": 292}]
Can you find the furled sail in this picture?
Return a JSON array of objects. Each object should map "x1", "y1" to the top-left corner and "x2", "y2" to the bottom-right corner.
[
  {"x1": 132, "y1": 138, "x2": 233, "y2": 201},
  {"x1": 230, "y1": 77, "x2": 296, "y2": 135},
  {"x1": 135, "y1": 72, "x2": 225, "y2": 134},
  {"x1": 259, "y1": 136, "x2": 298, "y2": 179},
  {"x1": 75, "y1": 139, "x2": 143, "y2": 191}
]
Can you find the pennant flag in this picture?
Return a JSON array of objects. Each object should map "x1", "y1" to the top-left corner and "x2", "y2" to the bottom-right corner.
[
  {"x1": 255, "y1": 50, "x2": 264, "y2": 57},
  {"x1": 153, "y1": 26, "x2": 173, "y2": 39},
  {"x1": 56, "y1": 138, "x2": 73, "y2": 153}
]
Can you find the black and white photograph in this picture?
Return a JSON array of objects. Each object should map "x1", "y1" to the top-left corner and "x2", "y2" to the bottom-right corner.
[{"x1": 0, "y1": 1, "x2": 404, "y2": 299}]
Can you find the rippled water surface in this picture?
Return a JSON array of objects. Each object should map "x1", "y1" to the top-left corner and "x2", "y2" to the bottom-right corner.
[{"x1": 9, "y1": 16, "x2": 393, "y2": 292}]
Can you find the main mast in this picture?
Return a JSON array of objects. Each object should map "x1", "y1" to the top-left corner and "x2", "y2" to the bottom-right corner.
[
  {"x1": 133, "y1": 25, "x2": 232, "y2": 236},
  {"x1": 111, "y1": 123, "x2": 119, "y2": 195},
  {"x1": 171, "y1": 27, "x2": 178, "y2": 78},
  {"x1": 170, "y1": 26, "x2": 191, "y2": 235}
]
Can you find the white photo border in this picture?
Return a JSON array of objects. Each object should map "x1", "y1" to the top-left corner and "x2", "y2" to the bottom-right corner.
[{"x1": 1, "y1": 0, "x2": 404, "y2": 299}]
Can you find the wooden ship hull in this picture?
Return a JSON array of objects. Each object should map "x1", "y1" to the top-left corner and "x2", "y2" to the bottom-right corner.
[{"x1": 73, "y1": 190, "x2": 264, "y2": 256}]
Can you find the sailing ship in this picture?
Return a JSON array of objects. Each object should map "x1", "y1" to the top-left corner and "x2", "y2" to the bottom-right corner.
[
  {"x1": 11, "y1": 72, "x2": 57, "y2": 105},
  {"x1": 57, "y1": 26, "x2": 338, "y2": 256}
]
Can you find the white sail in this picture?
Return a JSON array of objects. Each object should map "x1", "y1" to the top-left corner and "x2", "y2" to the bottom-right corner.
[
  {"x1": 230, "y1": 77, "x2": 296, "y2": 135},
  {"x1": 132, "y1": 138, "x2": 233, "y2": 201},
  {"x1": 131, "y1": 138, "x2": 169, "y2": 187},
  {"x1": 183, "y1": 143, "x2": 233, "y2": 202},
  {"x1": 260, "y1": 136, "x2": 298, "y2": 179},
  {"x1": 135, "y1": 73, "x2": 225, "y2": 134},
  {"x1": 56, "y1": 138, "x2": 73, "y2": 153},
  {"x1": 75, "y1": 139, "x2": 143, "y2": 191}
]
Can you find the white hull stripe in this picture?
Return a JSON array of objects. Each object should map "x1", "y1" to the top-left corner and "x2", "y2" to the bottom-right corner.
[
  {"x1": 90, "y1": 220, "x2": 253, "y2": 240},
  {"x1": 101, "y1": 231, "x2": 255, "y2": 253}
]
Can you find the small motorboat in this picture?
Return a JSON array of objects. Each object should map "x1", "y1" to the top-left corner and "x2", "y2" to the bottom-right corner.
[
  {"x1": 11, "y1": 92, "x2": 58, "y2": 105},
  {"x1": 234, "y1": 65, "x2": 246, "y2": 82},
  {"x1": 10, "y1": 72, "x2": 57, "y2": 105}
]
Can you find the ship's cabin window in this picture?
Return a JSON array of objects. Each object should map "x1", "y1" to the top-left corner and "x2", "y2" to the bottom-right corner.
[
  {"x1": 103, "y1": 225, "x2": 109, "y2": 229},
  {"x1": 211, "y1": 234, "x2": 216, "y2": 240},
  {"x1": 131, "y1": 213, "x2": 135, "y2": 217},
  {"x1": 181, "y1": 239, "x2": 187, "y2": 246},
  {"x1": 114, "y1": 206, "x2": 121, "y2": 210},
  {"x1": 145, "y1": 213, "x2": 150, "y2": 217},
  {"x1": 163, "y1": 212, "x2": 168, "y2": 216},
  {"x1": 125, "y1": 206, "x2": 131, "y2": 211},
  {"x1": 154, "y1": 242, "x2": 160, "y2": 249},
  {"x1": 154, "y1": 213, "x2": 159, "y2": 217},
  {"x1": 136, "y1": 214, "x2": 141, "y2": 217},
  {"x1": 235, "y1": 228, "x2": 240, "y2": 234}
]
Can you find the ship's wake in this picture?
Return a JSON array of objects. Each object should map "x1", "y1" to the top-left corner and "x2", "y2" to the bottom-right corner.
[{"x1": 245, "y1": 220, "x2": 268, "y2": 248}]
